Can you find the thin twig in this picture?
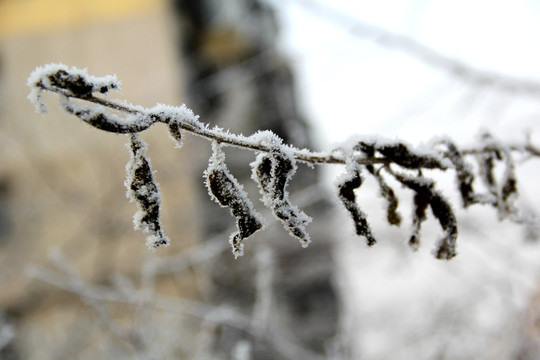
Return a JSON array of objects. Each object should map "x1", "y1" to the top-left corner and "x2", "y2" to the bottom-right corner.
[
  {"x1": 34, "y1": 83, "x2": 387, "y2": 166},
  {"x1": 35, "y1": 82, "x2": 540, "y2": 166}
]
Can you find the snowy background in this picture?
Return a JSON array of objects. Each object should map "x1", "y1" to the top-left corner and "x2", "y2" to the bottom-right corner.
[
  {"x1": 274, "y1": 0, "x2": 540, "y2": 358},
  {"x1": 277, "y1": 0, "x2": 540, "y2": 143}
]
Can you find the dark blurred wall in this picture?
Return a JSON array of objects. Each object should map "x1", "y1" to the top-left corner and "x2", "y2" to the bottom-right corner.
[{"x1": 173, "y1": 0, "x2": 340, "y2": 357}]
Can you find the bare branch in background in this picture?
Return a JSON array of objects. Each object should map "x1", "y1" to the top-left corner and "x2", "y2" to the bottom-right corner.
[
  {"x1": 29, "y1": 249, "x2": 327, "y2": 360},
  {"x1": 294, "y1": 0, "x2": 540, "y2": 96}
]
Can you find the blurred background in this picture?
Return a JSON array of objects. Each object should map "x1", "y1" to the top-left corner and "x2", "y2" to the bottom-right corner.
[{"x1": 1, "y1": 0, "x2": 540, "y2": 359}]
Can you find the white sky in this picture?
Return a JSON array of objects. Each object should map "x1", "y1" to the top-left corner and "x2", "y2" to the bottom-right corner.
[
  {"x1": 272, "y1": 3, "x2": 540, "y2": 358},
  {"x1": 274, "y1": 0, "x2": 540, "y2": 146}
]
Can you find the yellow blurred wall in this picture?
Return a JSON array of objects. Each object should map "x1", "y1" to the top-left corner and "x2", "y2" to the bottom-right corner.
[
  {"x1": 0, "y1": 1, "x2": 202, "y2": 358},
  {"x1": 0, "y1": 0, "x2": 166, "y2": 37}
]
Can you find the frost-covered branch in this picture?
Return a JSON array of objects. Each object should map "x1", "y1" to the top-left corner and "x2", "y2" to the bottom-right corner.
[
  {"x1": 27, "y1": 64, "x2": 540, "y2": 259},
  {"x1": 27, "y1": 64, "x2": 388, "y2": 166}
]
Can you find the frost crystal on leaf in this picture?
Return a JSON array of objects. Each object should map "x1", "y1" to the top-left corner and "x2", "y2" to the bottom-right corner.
[
  {"x1": 205, "y1": 142, "x2": 263, "y2": 258},
  {"x1": 392, "y1": 171, "x2": 457, "y2": 259},
  {"x1": 27, "y1": 63, "x2": 120, "y2": 113},
  {"x1": 251, "y1": 144, "x2": 312, "y2": 248},
  {"x1": 59, "y1": 96, "x2": 154, "y2": 133},
  {"x1": 148, "y1": 103, "x2": 203, "y2": 130},
  {"x1": 125, "y1": 134, "x2": 169, "y2": 249},
  {"x1": 354, "y1": 137, "x2": 448, "y2": 169},
  {"x1": 167, "y1": 120, "x2": 184, "y2": 148},
  {"x1": 336, "y1": 162, "x2": 376, "y2": 246}
]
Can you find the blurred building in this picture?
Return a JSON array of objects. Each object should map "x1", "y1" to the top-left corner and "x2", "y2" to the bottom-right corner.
[
  {"x1": 0, "y1": 0, "x2": 201, "y2": 358},
  {"x1": 173, "y1": 1, "x2": 340, "y2": 358}
]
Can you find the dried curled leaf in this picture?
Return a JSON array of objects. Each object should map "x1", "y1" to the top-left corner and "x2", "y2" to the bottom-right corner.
[
  {"x1": 205, "y1": 143, "x2": 263, "y2": 258},
  {"x1": 48, "y1": 68, "x2": 118, "y2": 96},
  {"x1": 367, "y1": 165, "x2": 401, "y2": 226},
  {"x1": 125, "y1": 134, "x2": 169, "y2": 248},
  {"x1": 251, "y1": 148, "x2": 312, "y2": 248},
  {"x1": 501, "y1": 167, "x2": 518, "y2": 211},
  {"x1": 429, "y1": 193, "x2": 458, "y2": 260},
  {"x1": 477, "y1": 132, "x2": 519, "y2": 219},
  {"x1": 337, "y1": 165, "x2": 376, "y2": 246},
  {"x1": 440, "y1": 139, "x2": 477, "y2": 207},
  {"x1": 167, "y1": 120, "x2": 184, "y2": 148},
  {"x1": 27, "y1": 63, "x2": 120, "y2": 114},
  {"x1": 60, "y1": 96, "x2": 153, "y2": 133},
  {"x1": 392, "y1": 171, "x2": 458, "y2": 259},
  {"x1": 356, "y1": 140, "x2": 447, "y2": 169},
  {"x1": 409, "y1": 191, "x2": 430, "y2": 251},
  {"x1": 254, "y1": 155, "x2": 273, "y2": 197},
  {"x1": 477, "y1": 149, "x2": 499, "y2": 205}
]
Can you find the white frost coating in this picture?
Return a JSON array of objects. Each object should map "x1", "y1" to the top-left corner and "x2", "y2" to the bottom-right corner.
[
  {"x1": 248, "y1": 130, "x2": 283, "y2": 147},
  {"x1": 124, "y1": 135, "x2": 169, "y2": 248},
  {"x1": 27, "y1": 63, "x2": 120, "y2": 114},
  {"x1": 249, "y1": 130, "x2": 304, "y2": 157},
  {"x1": 205, "y1": 141, "x2": 227, "y2": 175},
  {"x1": 148, "y1": 103, "x2": 202, "y2": 129},
  {"x1": 125, "y1": 136, "x2": 149, "y2": 202},
  {"x1": 231, "y1": 236, "x2": 245, "y2": 258},
  {"x1": 204, "y1": 142, "x2": 264, "y2": 258},
  {"x1": 340, "y1": 134, "x2": 451, "y2": 168},
  {"x1": 204, "y1": 142, "x2": 253, "y2": 211},
  {"x1": 58, "y1": 95, "x2": 154, "y2": 133},
  {"x1": 144, "y1": 233, "x2": 168, "y2": 250},
  {"x1": 124, "y1": 112, "x2": 154, "y2": 128},
  {"x1": 250, "y1": 143, "x2": 312, "y2": 248},
  {"x1": 167, "y1": 120, "x2": 184, "y2": 148},
  {"x1": 250, "y1": 153, "x2": 270, "y2": 207},
  {"x1": 333, "y1": 145, "x2": 357, "y2": 181},
  {"x1": 58, "y1": 95, "x2": 119, "y2": 122},
  {"x1": 277, "y1": 201, "x2": 312, "y2": 248},
  {"x1": 333, "y1": 151, "x2": 376, "y2": 245},
  {"x1": 27, "y1": 87, "x2": 48, "y2": 114}
]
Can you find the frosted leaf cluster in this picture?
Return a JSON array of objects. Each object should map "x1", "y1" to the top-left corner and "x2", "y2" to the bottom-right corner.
[
  {"x1": 391, "y1": 170, "x2": 457, "y2": 259},
  {"x1": 27, "y1": 64, "x2": 539, "y2": 259},
  {"x1": 200, "y1": 132, "x2": 313, "y2": 255},
  {"x1": 332, "y1": 133, "x2": 533, "y2": 259},
  {"x1": 337, "y1": 137, "x2": 460, "y2": 258}
]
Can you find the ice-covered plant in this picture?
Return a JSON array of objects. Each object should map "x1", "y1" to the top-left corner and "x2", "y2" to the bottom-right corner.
[{"x1": 27, "y1": 64, "x2": 540, "y2": 259}]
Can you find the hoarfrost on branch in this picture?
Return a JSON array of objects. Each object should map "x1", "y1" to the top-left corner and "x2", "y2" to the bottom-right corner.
[{"x1": 27, "y1": 64, "x2": 540, "y2": 259}]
